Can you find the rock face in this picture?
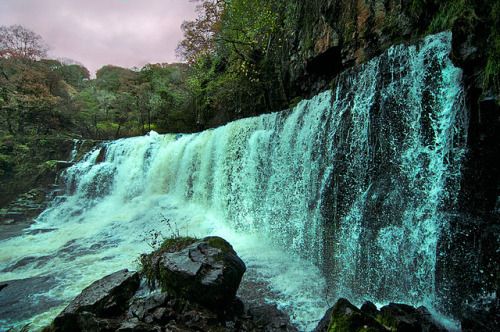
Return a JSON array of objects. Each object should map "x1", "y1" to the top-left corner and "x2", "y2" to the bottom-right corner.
[
  {"x1": 0, "y1": 188, "x2": 51, "y2": 225},
  {"x1": 313, "y1": 298, "x2": 447, "y2": 332},
  {"x1": 157, "y1": 236, "x2": 246, "y2": 308},
  {"x1": 286, "y1": 0, "x2": 423, "y2": 97},
  {"x1": 461, "y1": 297, "x2": 500, "y2": 332},
  {"x1": 53, "y1": 269, "x2": 140, "y2": 331}
]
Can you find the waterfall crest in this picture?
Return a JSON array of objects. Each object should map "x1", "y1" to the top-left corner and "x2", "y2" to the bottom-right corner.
[{"x1": 0, "y1": 32, "x2": 467, "y2": 330}]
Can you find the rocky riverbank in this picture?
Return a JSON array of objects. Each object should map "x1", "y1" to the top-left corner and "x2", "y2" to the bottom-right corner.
[{"x1": 20, "y1": 236, "x2": 496, "y2": 332}]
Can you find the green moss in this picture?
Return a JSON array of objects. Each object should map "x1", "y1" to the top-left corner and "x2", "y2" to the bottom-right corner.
[
  {"x1": 289, "y1": 96, "x2": 304, "y2": 108},
  {"x1": 376, "y1": 313, "x2": 397, "y2": 331},
  {"x1": 158, "y1": 236, "x2": 198, "y2": 252},
  {"x1": 206, "y1": 236, "x2": 234, "y2": 253},
  {"x1": 43, "y1": 160, "x2": 58, "y2": 171},
  {"x1": 326, "y1": 299, "x2": 385, "y2": 332},
  {"x1": 427, "y1": 0, "x2": 477, "y2": 33},
  {"x1": 482, "y1": 2, "x2": 500, "y2": 100}
]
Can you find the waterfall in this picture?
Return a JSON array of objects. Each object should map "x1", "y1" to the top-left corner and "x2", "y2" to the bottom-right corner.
[{"x1": 0, "y1": 32, "x2": 467, "y2": 330}]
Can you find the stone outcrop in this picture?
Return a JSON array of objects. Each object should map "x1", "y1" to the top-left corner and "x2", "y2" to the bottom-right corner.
[
  {"x1": 0, "y1": 138, "x2": 98, "y2": 211},
  {"x1": 0, "y1": 188, "x2": 51, "y2": 225},
  {"x1": 286, "y1": 0, "x2": 423, "y2": 97},
  {"x1": 156, "y1": 236, "x2": 246, "y2": 308}
]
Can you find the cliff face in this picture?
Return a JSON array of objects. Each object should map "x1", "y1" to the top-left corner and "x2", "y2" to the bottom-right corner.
[
  {"x1": 287, "y1": 0, "x2": 420, "y2": 95},
  {"x1": 283, "y1": 0, "x2": 499, "y2": 319},
  {"x1": 288, "y1": 0, "x2": 499, "y2": 213}
]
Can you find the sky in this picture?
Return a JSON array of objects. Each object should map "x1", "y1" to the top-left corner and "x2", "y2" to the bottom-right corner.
[{"x1": 0, "y1": 0, "x2": 198, "y2": 75}]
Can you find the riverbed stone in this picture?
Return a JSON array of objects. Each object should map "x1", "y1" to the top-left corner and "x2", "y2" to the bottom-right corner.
[{"x1": 0, "y1": 276, "x2": 65, "y2": 326}]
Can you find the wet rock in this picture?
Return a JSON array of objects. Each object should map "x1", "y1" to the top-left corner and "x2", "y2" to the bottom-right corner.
[
  {"x1": 378, "y1": 303, "x2": 447, "y2": 332},
  {"x1": 53, "y1": 269, "x2": 140, "y2": 331},
  {"x1": 379, "y1": 303, "x2": 421, "y2": 332},
  {"x1": 117, "y1": 318, "x2": 162, "y2": 332},
  {"x1": 360, "y1": 300, "x2": 379, "y2": 317},
  {"x1": 0, "y1": 276, "x2": 65, "y2": 326},
  {"x1": 246, "y1": 302, "x2": 298, "y2": 331},
  {"x1": 0, "y1": 188, "x2": 50, "y2": 225},
  {"x1": 127, "y1": 291, "x2": 170, "y2": 320},
  {"x1": 313, "y1": 298, "x2": 385, "y2": 332},
  {"x1": 462, "y1": 297, "x2": 500, "y2": 332},
  {"x1": 312, "y1": 306, "x2": 334, "y2": 332},
  {"x1": 418, "y1": 306, "x2": 448, "y2": 331},
  {"x1": 156, "y1": 236, "x2": 246, "y2": 308},
  {"x1": 314, "y1": 299, "x2": 447, "y2": 332}
]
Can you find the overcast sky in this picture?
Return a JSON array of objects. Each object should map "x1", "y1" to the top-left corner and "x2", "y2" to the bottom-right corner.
[{"x1": 0, "y1": 0, "x2": 198, "y2": 75}]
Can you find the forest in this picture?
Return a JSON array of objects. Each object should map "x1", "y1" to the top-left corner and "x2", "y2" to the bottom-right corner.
[{"x1": 1, "y1": 0, "x2": 499, "y2": 206}]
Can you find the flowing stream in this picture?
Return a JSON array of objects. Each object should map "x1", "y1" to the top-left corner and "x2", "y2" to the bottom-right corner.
[{"x1": 0, "y1": 32, "x2": 467, "y2": 331}]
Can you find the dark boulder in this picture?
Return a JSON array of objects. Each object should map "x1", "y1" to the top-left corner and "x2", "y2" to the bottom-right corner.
[
  {"x1": 314, "y1": 299, "x2": 447, "y2": 332},
  {"x1": 246, "y1": 302, "x2": 298, "y2": 331},
  {"x1": 415, "y1": 306, "x2": 448, "y2": 332},
  {"x1": 53, "y1": 269, "x2": 140, "y2": 331},
  {"x1": 313, "y1": 298, "x2": 385, "y2": 332},
  {"x1": 462, "y1": 297, "x2": 500, "y2": 331},
  {"x1": 379, "y1": 303, "x2": 421, "y2": 332},
  {"x1": 378, "y1": 303, "x2": 447, "y2": 332},
  {"x1": 155, "y1": 236, "x2": 246, "y2": 308},
  {"x1": 360, "y1": 300, "x2": 379, "y2": 318}
]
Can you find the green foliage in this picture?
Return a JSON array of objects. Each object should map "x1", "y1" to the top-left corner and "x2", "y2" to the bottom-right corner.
[
  {"x1": 425, "y1": 0, "x2": 500, "y2": 99},
  {"x1": 177, "y1": 0, "x2": 294, "y2": 126},
  {"x1": 96, "y1": 65, "x2": 137, "y2": 93},
  {"x1": 427, "y1": 0, "x2": 477, "y2": 33},
  {"x1": 0, "y1": 134, "x2": 78, "y2": 207},
  {"x1": 482, "y1": 1, "x2": 500, "y2": 98},
  {"x1": 55, "y1": 64, "x2": 90, "y2": 89}
]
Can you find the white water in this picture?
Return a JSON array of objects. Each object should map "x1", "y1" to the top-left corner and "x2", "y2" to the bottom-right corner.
[{"x1": 0, "y1": 32, "x2": 467, "y2": 331}]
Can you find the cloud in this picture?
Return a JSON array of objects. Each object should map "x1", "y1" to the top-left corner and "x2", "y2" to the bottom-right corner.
[{"x1": 0, "y1": 0, "x2": 198, "y2": 75}]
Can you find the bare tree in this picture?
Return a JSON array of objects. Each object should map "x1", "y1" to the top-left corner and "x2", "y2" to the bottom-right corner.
[{"x1": 0, "y1": 24, "x2": 49, "y2": 60}]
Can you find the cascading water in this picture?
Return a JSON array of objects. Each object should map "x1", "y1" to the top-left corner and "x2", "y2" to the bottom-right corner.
[{"x1": 0, "y1": 31, "x2": 467, "y2": 330}]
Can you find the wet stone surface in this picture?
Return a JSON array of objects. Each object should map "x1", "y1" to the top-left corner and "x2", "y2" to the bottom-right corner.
[{"x1": 0, "y1": 276, "x2": 65, "y2": 326}]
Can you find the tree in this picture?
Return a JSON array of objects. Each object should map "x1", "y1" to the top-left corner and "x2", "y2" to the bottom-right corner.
[
  {"x1": 1, "y1": 66, "x2": 60, "y2": 135},
  {"x1": 96, "y1": 65, "x2": 137, "y2": 93},
  {"x1": 56, "y1": 64, "x2": 90, "y2": 89},
  {"x1": 0, "y1": 25, "x2": 49, "y2": 61},
  {"x1": 176, "y1": 0, "x2": 225, "y2": 63}
]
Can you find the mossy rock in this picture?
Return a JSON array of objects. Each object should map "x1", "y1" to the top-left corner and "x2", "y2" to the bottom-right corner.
[
  {"x1": 377, "y1": 303, "x2": 421, "y2": 331},
  {"x1": 326, "y1": 298, "x2": 385, "y2": 332}
]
